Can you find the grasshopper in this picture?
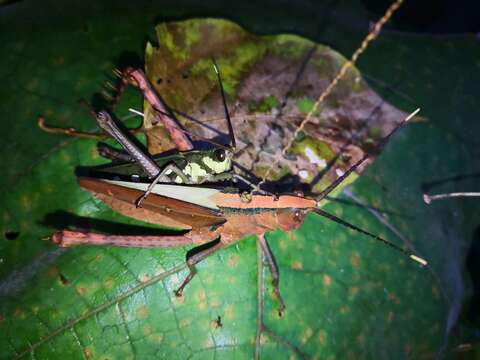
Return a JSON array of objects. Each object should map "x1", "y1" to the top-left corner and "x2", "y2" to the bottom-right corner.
[
  {"x1": 48, "y1": 105, "x2": 426, "y2": 314},
  {"x1": 93, "y1": 62, "x2": 252, "y2": 206},
  {"x1": 41, "y1": 61, "x2": 260, "y2": 206}
]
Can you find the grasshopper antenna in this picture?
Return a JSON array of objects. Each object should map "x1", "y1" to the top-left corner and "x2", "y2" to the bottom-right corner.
[
  {"x1": 127, "y1": 108, "x2": 231, "y2": 150},
  {"x1": 312, "y1": 108, "x2": 427, "y2": 266},
  {"x1": 423, "y1": 192, "x2": 480, "y2": 204},
  {"x1": 316, "y1": 108, "x2": 420, "y2": 202},
  {"x1": 312, "y1": 208, "x2": 427, "y2": 265},
  {"x1": 212, "y1": 58, "x2": 236, "y2": 149}
]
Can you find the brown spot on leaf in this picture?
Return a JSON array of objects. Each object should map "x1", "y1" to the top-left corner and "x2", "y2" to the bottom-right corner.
[
  {"x1": 292, "y1": 260, "x2": 303, "y2": 270},
  {"x1": 144, "y1": 324, "x2": 153, "y2": 335},
  {"x1": 317, "y1": 329, "x2": 327, "y2": 346},
  {"x1": 103, "y1": 276, "x2": 114, "y2": 289},
  {"x1": 350, "y1": 253, "x2": 361, "y2": 267},
  {"x1": 75, "y1": 284, "x2": 86, "y2": 296},
  {"x1": 388, "y1": 292, "x2": 401, "y2": 305},
  {"x1": 212, "y1": 316, "x2": 223, "y2": 329},
  {"x1": 323, "y1": 274, "x2": 331, "y2": 287},
  {"x1": 136, "y1": 306, "x2": 148, "y2": 318},
  {"x1": 349, "y1": 286, "x2": 359, "y2": 297}
]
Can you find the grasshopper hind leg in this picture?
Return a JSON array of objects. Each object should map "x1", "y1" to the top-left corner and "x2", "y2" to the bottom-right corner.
[
  {"x1": 175, "y1": 238, "x2": 225, "y2": 297},
  {"x1": 257, "y1": 234, "x2": 285, "y2": 316}
]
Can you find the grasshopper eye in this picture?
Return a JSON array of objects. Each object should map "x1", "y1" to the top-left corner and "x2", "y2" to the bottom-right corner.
[
  {"x1": 214, "y1": 149, "x2": 226, "y2": 162},
  {"x1": 294, "y1": 210, "x2": 304, "y2": 223}
]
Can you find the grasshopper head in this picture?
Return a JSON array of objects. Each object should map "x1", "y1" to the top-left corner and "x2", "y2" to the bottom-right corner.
[
  {"x1": 277, "y1": 208, "x2": 306, "y2": 232},
  {"x1": 201, "y1": 148, "x2": 234, "y2": 174}
]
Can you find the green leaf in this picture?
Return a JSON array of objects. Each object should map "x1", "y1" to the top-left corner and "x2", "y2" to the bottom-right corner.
[{"x1": 1, "y1": 2, "x2": 478, "y2": 359}]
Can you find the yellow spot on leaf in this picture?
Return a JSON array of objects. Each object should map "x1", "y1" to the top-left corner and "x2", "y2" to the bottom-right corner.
[
  {"x1": 350, "y1": 253, "x2": 361, "y2": 267},
  {"x1": 155, "y1": 266, "x2": 166, "y2": 276},
  {"x1": 89, "y1": 282, "x2": 99, "y2": 292},
  {"x1": 95, "y1": 254, "x2": 104, "y2": 262},
  {"x1": 300, "y1": 327, "x2": 313, "y2": 344},
  {"x1": 76, "y1": 284, "x2": 86, "y2": 296},
  {"x1": 203, "y1": 337, "x2": 215, "y2": 348},
  {"x1": 144, "y1": 324, "x2": 152, "y2": 335},
  {"x1": 197, "y1": 289, "x2": 207, "y2": 301},
  {"x1": 136, "y1": 306, "x2": 148, "y2": 318},
  {"x1": 292, "y1": 261, "x2": 303, "y2": 270},
  {"x1": 228, "y1": 254, "x2": 240, "y2": 268},
  {"x1": 260, "y1": 333, "x2": 269, "y2": 345},
  {"x1": 14, "y1": 307, "x2": 25, "y2": 319},
  {"x1": 323, "y1": 274, "x2": 331, "y2": 287},
  {"x1": 31, "y1": 305, "x2": 39, "y2": 315},
  {"x1": 387, "y1": 311, "x2": 394, "y2": 322},
  {"x1": 180, "y1": 318, "x2": 191, "y2": 328},
  {"x1": 22, "y1": 195, "x2": 30, "y2": 210},
  {"x1": 225, "y1": 304, "x2": 234, "y2": 320},
  {"x1": 228, "y1": 276, "x2": 237, "y2": 285},
  {"x1": 154, "y1": 334, "x2": 164, "y2": 343},
  {"x1": 84, "y1": 347, "x2": 94, "y2": 359},
  {"x1": 333, "y1": 207, "x2": 343, "y2": 217},
  {"x1": 103, "y1": 276, "x2": 114, "y2": 289},
  {"x1": 197, "y1": 301, "x2": 207, "y2": 311},
  {"x1": 175, "y1": 295, "x2": 185, "y2": 305},
  {"x1": 357, "y1": 334, "x2": 365, "y2": 346},
  {"x1": 140, "y1": 273, "x2": 151, "y2": 283},
  {"x1": 279, "y1": 240, "x2": 287, "y2": 251},
  {"x1": 202, "y1": 273, "x2": 214, "y2": 285}
]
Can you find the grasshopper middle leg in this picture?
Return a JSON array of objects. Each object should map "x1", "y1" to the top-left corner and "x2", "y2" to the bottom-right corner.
[{"x1": 175, "y1": 238, "x2": 226, "y2": 297}]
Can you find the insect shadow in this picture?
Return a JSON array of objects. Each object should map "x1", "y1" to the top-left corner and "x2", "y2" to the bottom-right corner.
[
  {"x1": 466, "y1": 225, "x2": 480, "y2": 323},
  {"x1": 421, "y1": 172, "x2": 480, "y2": 194},
  {"x1": 40, "y1": 210, "x2": 185, "y2": 237}
]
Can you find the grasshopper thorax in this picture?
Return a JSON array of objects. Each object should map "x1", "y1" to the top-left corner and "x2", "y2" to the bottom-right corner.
[{"x1": 172, "y1": 147, "x2": 234, "y2": 183}]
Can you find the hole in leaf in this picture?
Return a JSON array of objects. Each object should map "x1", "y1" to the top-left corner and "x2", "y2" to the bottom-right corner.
[
  {"x1": 156, "y1": 78, "x2": 162, "y2": 84},
  {"x1": 59, "y1": 273, "x2": 70, "y2": 286},
  {"x1": 5, "y1": 231, "x2": 20, "y2": 240}
]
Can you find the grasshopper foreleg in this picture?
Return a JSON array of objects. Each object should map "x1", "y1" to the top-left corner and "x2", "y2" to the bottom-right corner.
[
  {"x1": 96, "y1": 142, "x2": 135, "y2": 162},
  {"x1": 136, "y1": 164, "x2": 190, "y2": 207},
  {"x1": 257, "y1": 234, "x2": 285, "y2": 316}
]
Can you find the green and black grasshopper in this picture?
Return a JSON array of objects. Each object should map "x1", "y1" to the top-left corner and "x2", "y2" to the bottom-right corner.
[{"x1": 91, "y1": 62, "x2": 249, "y2": 206}]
